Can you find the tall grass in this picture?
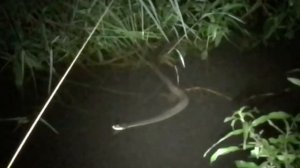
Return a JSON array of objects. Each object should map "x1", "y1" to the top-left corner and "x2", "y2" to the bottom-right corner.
[
  {"x1": 0, "y1": 0, "x2": 247, "y2": 88},
  {"x1": 0, "y1": 0, "x2": 299, "y2": 88}
]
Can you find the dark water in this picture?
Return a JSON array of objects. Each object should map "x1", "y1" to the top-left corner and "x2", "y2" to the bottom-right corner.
[{"x1": 0, "y1": 39, "x2": 300, "y2": 168}]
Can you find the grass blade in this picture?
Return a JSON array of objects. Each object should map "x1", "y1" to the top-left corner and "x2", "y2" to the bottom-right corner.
[{"x1": 210, "y1": 146, "x2": 240, "y2": 163}]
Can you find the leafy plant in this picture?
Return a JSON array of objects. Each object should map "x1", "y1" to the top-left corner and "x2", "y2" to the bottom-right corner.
[
  {"x1": 1, "y1": 0, "x2": 300, "y2": 90},
  {"x1": 0, "y1": 0, "x2": 248, "y2": 88},
  {"x1": 240, "y1": 0, "x2": 300, "y2": 47},
  {"x1": 203, "y1": 77, "x2": 300, "y2": 168},
  {"x1": 204, "y1": 107, "x2": 300, "y2": 168}
]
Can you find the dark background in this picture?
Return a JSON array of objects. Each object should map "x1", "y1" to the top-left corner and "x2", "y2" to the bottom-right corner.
[{"x1": 1, "y1": 38, "x2": 300, "y2": 167}]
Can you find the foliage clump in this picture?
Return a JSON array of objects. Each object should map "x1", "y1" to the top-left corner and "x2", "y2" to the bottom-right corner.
[
  {"x1": 0, "y1": 0, "x2": 299, "y2": 88},
  {"x1": 204, "y1": 77, "x2": 300, "y2": 168}
]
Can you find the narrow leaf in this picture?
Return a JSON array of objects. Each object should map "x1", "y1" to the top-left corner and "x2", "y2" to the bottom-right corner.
[
  {"x1": 267, "y1": 111, "x2": 290, "y2": 120},
  {"x1": 252, "y1": 115, "x2": 269, "y2": 127},
  {"x1": 204, "y1": 129, "x2": 243, "y2": 157},
  {"x1": 277, "y1": 154, "x2": 296, "y2": 164},
  {"x1": 210, "y1": 146, "x2": 240, "y2": 163},
  {"x1": 287, "y1": 77, "x2": 300, "y2": 87},
  {"x1": 235, "y1": 160, "x2": 259, "y2": 168},
  {"x1": 224, "y1": 116, "x2": 234, "y2": 123},
  {"x1": 252, "y1": 112, "x2": 290, "y2": 127}
]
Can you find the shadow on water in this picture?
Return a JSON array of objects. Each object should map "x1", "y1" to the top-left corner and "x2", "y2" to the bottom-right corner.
[{"x1": 0, "y1": 38, "x2": 300, "y2": 167}]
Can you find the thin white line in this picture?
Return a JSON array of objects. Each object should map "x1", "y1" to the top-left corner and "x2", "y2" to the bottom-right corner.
[
  {"x1": 175, "y1": 49, "x2": 185, "y2": 68},
  {"x1": 174, "y1": 65, "x2": 180, "y2": 85},
  {"x1": 6, "y1": 2, "x2": 113, "y2": 167}
]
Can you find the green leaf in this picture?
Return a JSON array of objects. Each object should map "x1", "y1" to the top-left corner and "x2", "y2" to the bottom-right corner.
[
  {"x1": 242, "y1": 124, "x2": 251, "y2": 149},
  {"x1": 210, "y1": 146, "x2": 240, "y2": 163},
  {"x1": 230, "y1": 119, "x2": 238, "y2": 129},
  {"x1": 224, "y1": 116, "x2": 234, "y2": 123},
  {"x1": 203, "y1": 129, "x2": 244, "y2": 157},
  {"x1": 222, "y1": 129, "x2": 244, "y2": 140},
  {"x1": 269, "y1": 137, "x2": 279, "y2": 144},
  {"x1": 214, "y1": 30, "x2": 223, "y2": 47},
  {"x1": 277, "y1": 154, "x2": 296, "y2": 164},
  {"x1": 267, "y1": 111, "x2": 290, "y2": 120},
  {"x1": 251, "y1": 115, "x2": 269, "y2": 127},
  {"x1": 221, "y1": 4, "x2": 246, "y2": 12},
  {"x1": 252, "y1": 112, "x2": 290, "y2": 127},
  {"x1": 250, "y1": 146, "x2": 261, "y2": 158},
  {"x1": 287, "y1": 77, "x2": 300, "y2": 87},
  {"x1": 235, "y1": 160, "x2": 259, "y2": 168}
]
